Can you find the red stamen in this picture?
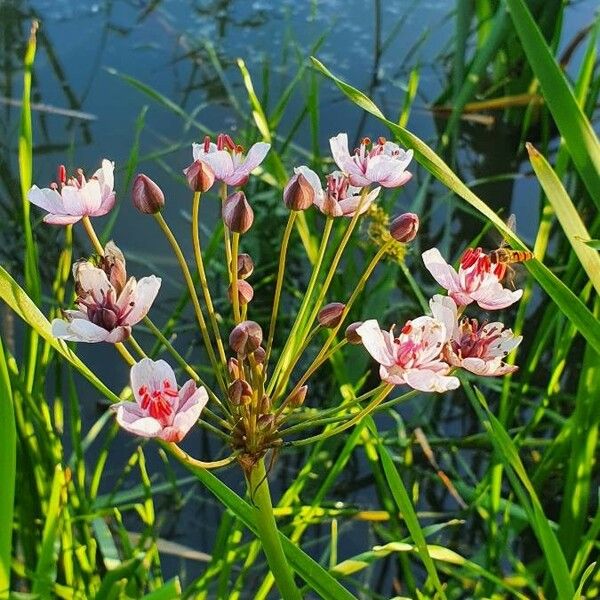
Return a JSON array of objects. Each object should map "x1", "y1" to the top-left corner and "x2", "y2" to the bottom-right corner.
[
  {"x1": 203, "y1": 135, "x2": 211, "y2": 153},
  {"x1": 57, "y1": 164, "x2": 67, "y2": 185}
]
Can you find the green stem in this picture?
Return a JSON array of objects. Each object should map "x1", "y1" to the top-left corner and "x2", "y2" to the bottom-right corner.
[
  {"x1": 268, "y1": 217, "x2": 333, "y2": 394},
  {"x1": 191, "y1": 191, "x2": 228, "y2": 367},
  {"x1": 249, "y1": 459, "x2": 302, "y2": 600},
  {"x1": 231, "y1": 232, "x2": 241, "y2": 323},
  {"x1": 154, "y1": 213, "x2": 228, "y2": 395},
  {"x1": 265, "y1": 211, "x2": 297, "y2": 367}
]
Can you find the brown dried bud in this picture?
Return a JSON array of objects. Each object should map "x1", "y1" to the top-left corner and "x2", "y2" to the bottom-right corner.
[
  {"x1": 132, "y1": 173, "x2": 164, "y2": 214},
  {"x1": 288, "y1": 385, "x2": 308, "y2": 408},
  {"x1": 228, "y1": 357, "x2": 240, "y2": 379},
  {"x1": 390, "y1": 212, "x2": 419, "y2": 243},
  {"x1": 100, "y1": 241, "x2": 127, "y2": 295},
  {"x1": 283, "y1": 172, "x2": 315, "y2": 211},
  {"x1": 318, "y1": 302, "x2": 346, "y2": 328},
  {"x1": 345, "y1": 321, "x2": 364, "y2": 344},
  {"x1": 259, "y1": 394, "x2": 272, "y2": 413},
  {"x1": 229, "y1": 320, "x2": 263, "y2": 355},
  {"x1": 183, "y1": 159, "x2": 215, "y2": 192},
  {"x1": 222, "y1": 191, "x2": 254, "y2": 234},
  {"x1": 236, "y1": 253, "x2": 254, "y2": 279},
  {"x1": 228, "y1": 379, "x2": 253, "y2": 405},
  {"x1": 257, "y1": 414, "x2": 275, "y2": 432},
  {"x1": 228, "y1": 280, "x2": 254, "y2": 305},
  {"x1": 253, "y1": 346, "x2": 266, "y2": 364}
]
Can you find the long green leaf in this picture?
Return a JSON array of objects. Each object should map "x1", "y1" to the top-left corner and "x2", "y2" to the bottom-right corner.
[
  {"x1": 167, "y1": 458, "x2": 357, "y2": 600},
  {"x1": 32, "y1": 466, "x2": 67, "y2": 597},
  {"x1": 376, "y1": 442, "x2": 446, "y2": 598},
  {"x1": 504, "y1": 0, "x2": 600, "y2": 209},
  {"x1": 527, "y1": 143, "x2": 600, "y2": 296},
  {"x1": 310, "y1": 57, "x2": 600, "y2": 355},
  {"x1": 0, "y1": 340, "x2": 15, "y2": 599},
  {"x1": 465, "y1": 384, "x2": 575, "y2": 598}
]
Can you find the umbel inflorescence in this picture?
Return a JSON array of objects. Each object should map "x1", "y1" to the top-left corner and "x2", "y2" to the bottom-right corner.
[{"x1": 28, "y1": 132, "x2": 523, "y2": 474}]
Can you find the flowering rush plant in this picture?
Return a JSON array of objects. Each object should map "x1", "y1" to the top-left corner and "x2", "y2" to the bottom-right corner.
[{"x1": 27, "y1": 132, "x2": 523, "y2": 599}]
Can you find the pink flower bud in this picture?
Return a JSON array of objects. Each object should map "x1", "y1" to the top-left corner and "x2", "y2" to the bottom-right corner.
[
  {"x1": 253, "y1": 346, "x2": 266, "y2": 363},
  {"x1": 318, "y1": 302, "x2": 346, "y2": 328},
  {"x1": 228, "y1": 379, "x2": 253, "y2": 405},
  {"x1": 390, "y1": 212, "x2": 419, "y2": 243},
  {"x1": 236, "y1": 253, "x2": 254, "y2": 279},
  {"x1": 228, "y1": 357, "x2": 240, "y2": 379},
  {"x1": 283, "y1": 172, "x2": 315, "y2": 211},
  {"x1": 132, "y1": 173, "x2": 165, "y2": 214},
  {"x1": 100, "y1": 241, "x2": 127, "y2": 295},
  {"x1": 222, "y1": 191, "x2": 254, "y2": 234},
  {"x1": 229, "y1": 320, "x2": 263, "y2": 355},
  {"x1": 228, "y1": 280, "x2": 254, "y2": 305},
  {"x1": 345, "y1": 321, "x2": 364, "y2": 344},
  {"x1": 183, "y1": 159, "x2": 215, "y2": 193},
  {"x1": 288, "y1": 385, "x2": 308, "y2": 407}
]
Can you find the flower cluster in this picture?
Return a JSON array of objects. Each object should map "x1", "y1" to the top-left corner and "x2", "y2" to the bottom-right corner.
[
  {"x1": 356, "y1": 246, "x2": 522, "y2": 390},
  {"x1": 26, "y1": 129, "x2": 524, "y2": 471}
]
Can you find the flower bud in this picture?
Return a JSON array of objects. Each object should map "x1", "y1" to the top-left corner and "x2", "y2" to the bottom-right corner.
[
  {"x1": 390, "y1": 212, "x2": 419, "y2": 243},
  {"x1": 228, "y1": 379, "x2": 253, "y2": 405},
  {"x1": 228, "y1": 357, "x2": 240, "y2": 379},
  {"x1": 318, "y1": 302, "x2": 346, "y2": 328},
  {"x1": 132, "y1": 173, "x2": 165, "y2": 214},
  {"x1": 236, "y1": 253, "x2": 254, "y2": 279},
  {"x1": 257, "y1": 414, "x2": 275, "y2": 432},
  {"x1": 229, "y1": 320, "x2": 263, "y2": 355},
  {"x1": 183, "y1": 159, "x2": 215, "y2": 192},
  {"x1": 228, "y1": 280, "x2": 254, "y2": 305},
  {"x1": 259, "y1": 394, "x2": 272, "y2": 414},
  {"x1": 288, "y1": 385, "x2": 308, "y2": 408},
  {"x1": 283, "y1": 172, "x2": 315, "y2": 211},
  {"x1": 101, "y1": 241, "x2": 127, "y2": 295},
  {"x1": 222, "y1": 191, "x2": 254, "y2": 234},
  {"x1": 253, "y1": 346, "x2": 266, "y2": 364},
  {"x1": 345, "y1": 321, "x2": 364, "y2": 344}
]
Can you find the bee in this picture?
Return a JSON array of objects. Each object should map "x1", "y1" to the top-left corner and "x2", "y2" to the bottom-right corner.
[
  {"x1": 488, "y1": 215, "x2": 534, "y2": 287},
  {"x1": 489, "y1": 214, "x2": 534, "y2": 266}
]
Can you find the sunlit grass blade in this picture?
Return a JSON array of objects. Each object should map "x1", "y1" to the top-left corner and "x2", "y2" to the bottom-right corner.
[
  {"x1": 526, "y1": 143, "x2": 600, "y2": 296},
  {"x1": 376, "y1": 440, "x2": 446, "y2": 599},
  {"x1": 170, "y1": 461, "x2": 358, "y2": 600},
  {"x1": 32, "y1": 465, "x2": 68, "y2": 597},
  {"x1": 0, "y1": 339, "x2": 15, "y2": 599},
  {"x1": 94, "y1": 553, "x2": 145, "y2": 600},
  {"x1": 504, "y1": 0, "x2": 600, "y2": 209},
  {"x1": 464, "y1": 382, "x2": 575, "y2": 598},
  {"x1": 310, "y1": 56, "x2": 600, "y2": 356}
]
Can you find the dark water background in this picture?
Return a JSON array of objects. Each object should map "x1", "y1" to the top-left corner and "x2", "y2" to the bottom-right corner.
[{"x1": 1, "y1": 0, "x2": 597, "y2": 594}]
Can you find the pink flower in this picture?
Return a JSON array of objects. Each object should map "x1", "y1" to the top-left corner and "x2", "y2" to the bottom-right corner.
[
  {"x1": 192, "y1": 134, "x2": 270, "y2": 186},
  {"x1": 430, "y1": 295, "x2": 522, "y2": 376},
  {"x1": 112, "y1": 358, "x2": 208, "y2": 442},
  {"x1": 329, "y1": 133, "x2": 413, "y2": 188},
  {"x1": 422, "y1": 247, "x2": 522, "y2": 310},
  {"x1": 52, "y1": 243, "x2": 161, "y2": 343},
  {"x1": 356, "y1": 317, "x2": 460, "y2": 392},
  {"x1": 292, "y1": 166, "x2": 380, "y2": 217},
  {"x1": 28, "y1": 160, "x2": 116, "y2": 225}
]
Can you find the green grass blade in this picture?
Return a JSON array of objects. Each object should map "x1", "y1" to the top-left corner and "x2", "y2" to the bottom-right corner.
[
  {"x1": 465, "y1": 383, "x2": 575, "y2": 598},
  {"x1": 32, "y1": 466, "x2": 67, "y2": 597},
  {"x1": 376, "y1": 440, "x2": 446, "y2": 598},
  {"x1": 504, "y1": 0, "x2": 600, "y2": 209},
  {"x1": 167, "y1": 457, "x2": 358, "y2": 600},
  {"x1": 141, "y1": 577, "x2": 182, "y2": 599},
  {"x1": 310, "y1": 56, "x2": 600, "y2": 355},
  {"x1": 0, "y1": 339, "x2": 15, "y2": 599},
  {"x1": 526, "y1": 143, "x2": 600, "y2": 296}
]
